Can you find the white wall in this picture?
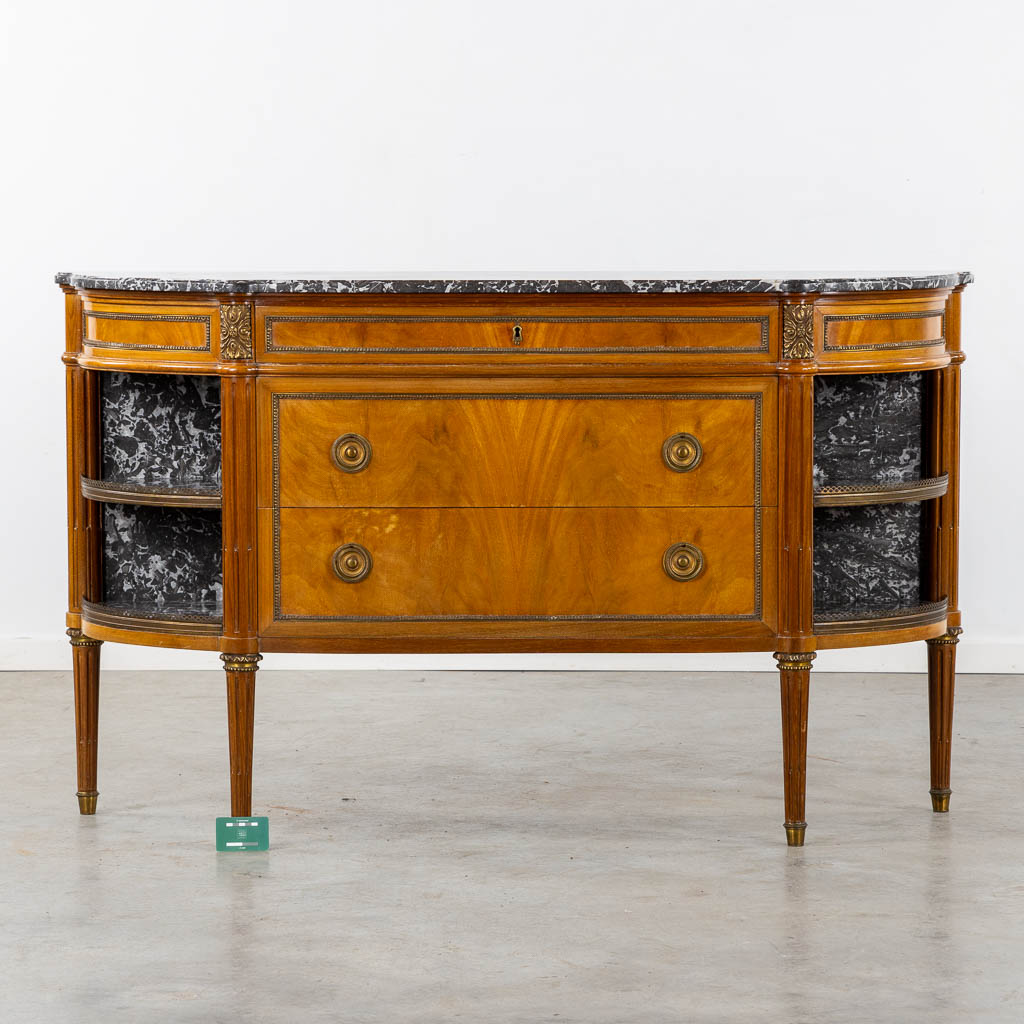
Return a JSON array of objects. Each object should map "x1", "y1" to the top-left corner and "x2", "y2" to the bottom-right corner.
[{"x1": 1, "y1": 0, "x2": 1021, "y2": 673}]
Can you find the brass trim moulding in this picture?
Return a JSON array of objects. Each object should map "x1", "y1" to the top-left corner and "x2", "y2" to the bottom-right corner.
[
  {"x1": 66, "y1": 627, "x2": 103, "y2": 648},
  {"x1": 813, "y1": 599, "x2": 948, "y2": 636},
  {"x1": 263, "y1": 314, "x2": 772, "y2": 355},
  {"x1": 220, "y1": 653, "x2": 262, "y2": 672},
  {"x1": 822, "y1": 309, "x2": 945, "y2": 353},
  {"x1": 774, "y1": 652, "x2": 816, "y2": 671},
  {"x1": 81, "y1": 310, "x2": 213, "y2": 352},
  {"x1": 82, "y1": 599, "x2": 222, "y2": 637},
  {"x1": 812, "y1": 474, "x2": 948, "y2": 508},
  {"x1": 926, "y1": 625, "x2": 963, "y2": 647},
  {"x1": 781, "y1": 304, "x2": 814, "y2": 359},
  {"x1": 80, "y1": 476, "x2": 223, "y2": 508},
  {"x1": 220, "y1": 303, "x2": 253, "y2": 360},
  {"x1": 270, "y1": 391, "x2": 763, "y2": 623}
]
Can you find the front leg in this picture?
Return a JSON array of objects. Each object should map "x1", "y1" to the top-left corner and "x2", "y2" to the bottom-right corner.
[
  {"x1": 775, "y1": 652, "x2": 815, "y2": 846},
  {"x1": 926, "y1": 626, "x2": 962, "y2": 812},
  {"x1": 221, "y1": 653, "x2": 261, "y2": 817},
  {"x1": 68, "y1": 628, "x2": 102, "y2": 814}
]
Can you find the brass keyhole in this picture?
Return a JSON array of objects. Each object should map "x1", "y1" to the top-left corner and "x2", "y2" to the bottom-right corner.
[{"x1": 512, "y1": 324, "x2": 523, "y2": 345}]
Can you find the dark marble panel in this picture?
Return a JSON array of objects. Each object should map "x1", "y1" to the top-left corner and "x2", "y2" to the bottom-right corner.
[
  {"x1": 813, "y1": 503, "x2": 923, "y2": 617},
  {"x1": 56, "y1": 271, "x2": 974, "y2": 295},
  {"x1": 813, "y1": 373, "x2": 925, "y2": 488},
  {"x1": 101, "y1": 373, "x2": 221, "y2": 488},
  {"x1": 103, "y1": 504, "x2": 222, "y2": 616}
]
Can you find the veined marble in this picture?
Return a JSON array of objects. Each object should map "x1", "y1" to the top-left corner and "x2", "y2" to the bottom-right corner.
[
  {"x1": 56, "y1": 271, "x2": 973, "y2": 295},
  {"x1": 103, "y1": 504, "x2": 222, "y2": 617},
  {"x1": 101, "y1": 373, "x2": 221, "y2": 488},
  {"x1": 813, "y1": 373, "x2": 925, "y2": 488},
  {"x1": 813, "y1": 503, "x2": 923, "y2": 617}
]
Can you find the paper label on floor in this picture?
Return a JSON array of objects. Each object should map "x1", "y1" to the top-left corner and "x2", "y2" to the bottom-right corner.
[{"x1": 216, "y1": 816, "x2": 269, "y2": 851}]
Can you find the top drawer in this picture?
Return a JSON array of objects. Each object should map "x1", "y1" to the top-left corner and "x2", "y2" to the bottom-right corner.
[
  {"x1": 255, "y1": 300, "x2": 777, "y2": 363},
  {"x1": 813, "y1": 295, "x2": 948, "y2": 367},
  {"x1": 81, "y1": 297, "x2": 222, "y2": 366}
]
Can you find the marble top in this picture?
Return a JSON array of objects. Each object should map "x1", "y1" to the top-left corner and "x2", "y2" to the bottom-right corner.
[{"x1": 55, "y1": 272, "x2": 973, "y2": 295}]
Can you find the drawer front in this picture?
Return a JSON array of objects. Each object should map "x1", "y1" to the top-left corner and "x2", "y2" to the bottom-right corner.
[
  {"x1": 814, "y1": 296, "x2": 948, "y2": 366},
  {"x1": 256, "y1": 302, "x2": 776, "y2": 362},
  {"x1": 265, "y1": 389, "x2": 769, "y2": 509},
  {"x1": 267, "y1": 506, "x2": 762, "y2": 622},
  {"x1": 81, "y1": 297, "x2": 221, "y2": 365}
]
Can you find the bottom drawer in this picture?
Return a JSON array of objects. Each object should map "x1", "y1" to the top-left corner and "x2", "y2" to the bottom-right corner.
[{"x1": 266, "y1": 507, "x2": 762, "y2": 622}]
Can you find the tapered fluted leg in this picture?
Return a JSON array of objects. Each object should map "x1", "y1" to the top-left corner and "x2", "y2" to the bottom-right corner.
[
  {"x1": 68, "y1": 628, "x2": 102, "y2": 814},
  {"x1": 776, "y1": 652, "x2": 815, "y2": 846},
  {"x1": 222, "y1": 653, "x2": 261, "y2": 817},
  {"x1": 927, "y1": 627, "x2": 961, "y2": 812}
]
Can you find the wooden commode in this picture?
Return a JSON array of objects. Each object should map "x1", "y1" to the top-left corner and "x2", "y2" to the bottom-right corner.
[{"x1": 58, "y1": 272, "x2": 970, "y2": 845}]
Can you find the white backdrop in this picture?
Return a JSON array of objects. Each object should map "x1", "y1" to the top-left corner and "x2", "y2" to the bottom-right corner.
[{"x1": 1, "y1": 0, "x2": 1021, "y2": 672}]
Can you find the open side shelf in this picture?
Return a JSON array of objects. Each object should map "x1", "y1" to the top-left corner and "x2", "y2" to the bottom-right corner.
[
  {"x1": 813, "y1": 474, "x2": 947, "y2": 508},
  {"x1": 82, "y1": 476, "x2": 221, "y2": 508},
  {"x1": 82, "y1": 598, "x2": 222, "y2": 636},
  {"x1": 813, "y1": 598, "x2": 947, "y2": 635}
]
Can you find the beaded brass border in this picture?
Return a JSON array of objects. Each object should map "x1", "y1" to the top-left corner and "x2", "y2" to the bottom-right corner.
[
  {"x1": 813, "y1": 599, "x2": 947, "y2": 634},
  {"x1": 82, "y1": 598, "x2": 222, "y2": 636},
  {"x1": 263, "y1": 314, "x2": 772, "y2": 355},
  {"x1": 81, "y1": 310, "x2": 213, "y2": 352},
  {"x1": 270, "y1": 391, "x2": 764, "y2": 623},
  {"x1": 822, "y1": 309, "x2": 945, "y2": 353},
  {"x1": 812, "y1": 474, "x2": 948, "y2": 508},
  {"x1": 81, "y1": 476, "x2": 223, "y2": 508}
]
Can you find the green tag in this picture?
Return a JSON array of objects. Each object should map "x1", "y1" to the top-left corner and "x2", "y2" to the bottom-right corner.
[{"x1": 216, "y1": 816, "x2": 269, "y2": 851}]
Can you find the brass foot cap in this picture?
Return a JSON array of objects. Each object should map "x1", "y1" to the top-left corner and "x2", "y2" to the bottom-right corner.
[
  {"x1": 77, "y1": 791, "x2": 98, "y2": 815},
  {"x1": 784, "y1": 822, "x2": 807, "y2": 847},
  {"x1": 930, "y1": 789, "x2": 951, "y2": 813}
]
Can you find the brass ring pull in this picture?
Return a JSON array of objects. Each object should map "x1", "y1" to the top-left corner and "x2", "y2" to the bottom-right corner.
[
  {"x1": 663, "y1": 542, "x2": 704, "y2": 582},
  {"x1": 662, "y1": 433, "x2": 703, "y2": 473},
  {"x1": 332, "y1": 543, "x2": 373, "y2": 583},
  {"x1": 331, "y1": 433, "x2": 372, "y2": 473}
]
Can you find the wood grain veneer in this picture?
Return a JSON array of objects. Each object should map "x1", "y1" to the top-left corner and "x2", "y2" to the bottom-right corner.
[{"x1": 59, "y1": 277, "x2": 968, "y2": 845}]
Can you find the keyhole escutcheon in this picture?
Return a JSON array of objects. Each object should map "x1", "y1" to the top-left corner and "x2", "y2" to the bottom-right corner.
[{"x1": 512, "y1": 323, "x2": 523, "y2": 345}]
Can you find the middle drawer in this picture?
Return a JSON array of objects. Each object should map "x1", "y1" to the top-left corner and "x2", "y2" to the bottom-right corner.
[{"x1": 262, "y1": 387, "x2": 769, "y2": 509}]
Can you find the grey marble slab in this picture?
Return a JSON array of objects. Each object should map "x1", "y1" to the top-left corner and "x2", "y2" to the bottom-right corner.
[
  {"x1": 103, "y1": 504, "x2": 222, "y2": 616},
  {"x1": 813, "y1": 373, "x2": 924, "y2": 488},
  {"x1": 55, "y1": 271, "x2": 973, "y2": 295},
  {"x1": 101, "y1": 373, "x2": 221, "y2": 489},
  {"x1": 813, "y1": 503, "x2": 923, "y2": 617}
]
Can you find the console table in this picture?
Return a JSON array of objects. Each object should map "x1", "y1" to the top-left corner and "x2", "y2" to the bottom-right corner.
[{"x1": 57, "y1": 271, "x2": 970, "y2": 845}]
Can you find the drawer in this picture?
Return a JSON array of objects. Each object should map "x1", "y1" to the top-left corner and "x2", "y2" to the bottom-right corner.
[
  {"x1": 813, "y1": 296, "x2": 948, "y2": 366},
  {"x1": 263, "y1": 387, "x2": 772, "y2": 509},
  {"x1": 255, "y1": 301, "x2": 776, "y2": 362},
  {"x1": 81, "y1": 297, "x2": 222, "y2": 365},
  {"x1": 265, "y1": 506, "x2": 763, "y2": 622}
]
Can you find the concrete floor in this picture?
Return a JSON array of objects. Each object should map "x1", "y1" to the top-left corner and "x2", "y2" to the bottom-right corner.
[{"x1": 1, "y1": 669, "x2": 1022, "y2": 1023}]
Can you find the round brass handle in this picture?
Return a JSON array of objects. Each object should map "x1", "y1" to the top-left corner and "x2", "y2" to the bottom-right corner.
[
  {"x1": 662, "y1": 433, "x2": 703, "y2": 473},
  {"x1": 332, "y1": 543, "x2": 373, "y2": 583},
  {"x1": 663, "y1": 542, "x2": 704, "y2": 582},
  {"x1": 331, "y1": 433, "x2": 372, "y2": 473}
]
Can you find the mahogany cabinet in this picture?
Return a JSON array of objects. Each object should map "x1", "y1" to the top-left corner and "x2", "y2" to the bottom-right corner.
[{"x1": 58, "y1": 272, "x2": 970, "y2": 845}]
